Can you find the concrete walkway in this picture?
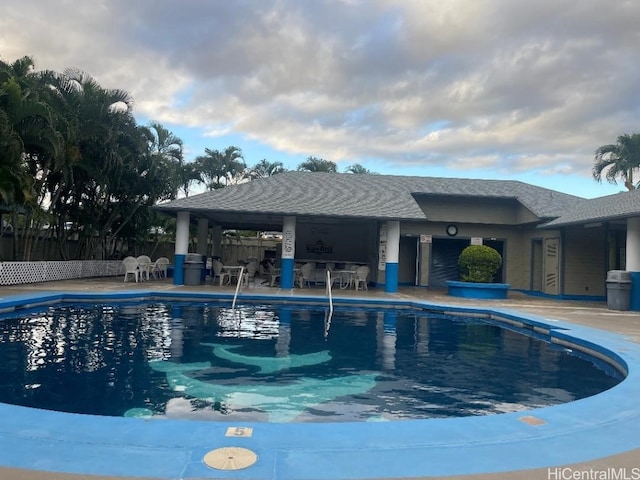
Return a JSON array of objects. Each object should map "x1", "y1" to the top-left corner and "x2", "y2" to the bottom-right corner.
[{"x1": 0, "y1": 277, "x2": 639, "y2": 479}]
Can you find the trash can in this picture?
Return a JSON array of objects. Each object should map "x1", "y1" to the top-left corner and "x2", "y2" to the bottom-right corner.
[
  {"x1": 606, "y1": 270, "x2": 632, "y2": 311},
  {"x1": 184, "y1": 253, "x2": 204, "y2": 286}
]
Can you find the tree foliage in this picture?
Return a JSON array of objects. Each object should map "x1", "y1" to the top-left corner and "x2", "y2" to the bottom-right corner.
[
  {"x1": 248, "y1": 159, "x2": 286, "y2": 179},
  {"x1": 296, "y1": 156, "x2": 338, "y2": 172},
  {"x1": 0, "y1": 55, "x2": 187, "y2": 260},
  {"x1": 195, "y1": 146, "x2": 247, "y2": 190},
  {"x1": 593, "y1": 133, "x2": 640, "y2": 190},
  {"x1": 345, "y1": 163, "x2": 372, "y2": 174}
]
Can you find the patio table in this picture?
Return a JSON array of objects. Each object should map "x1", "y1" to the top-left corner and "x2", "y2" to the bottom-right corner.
[
  {"x1": 333, "y1": 269, "x2": 357, "y2": 289},
  {"x1": 222, "y1": 265, "x2": 245, "y2": 284}
]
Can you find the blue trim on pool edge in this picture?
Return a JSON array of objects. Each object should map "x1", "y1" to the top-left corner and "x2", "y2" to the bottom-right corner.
[{"x1": 0, "y1": 290, "x2": 639, "y2": 479}]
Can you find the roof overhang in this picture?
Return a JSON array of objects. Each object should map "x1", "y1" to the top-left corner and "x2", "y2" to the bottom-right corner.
[{"x1": 154, "y1": 206, "x2": 385, "y2": 230}]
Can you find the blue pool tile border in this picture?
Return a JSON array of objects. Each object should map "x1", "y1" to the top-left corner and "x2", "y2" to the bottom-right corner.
[{"x1": 0, "y1": 290, "x2": 638, "y2": 479}]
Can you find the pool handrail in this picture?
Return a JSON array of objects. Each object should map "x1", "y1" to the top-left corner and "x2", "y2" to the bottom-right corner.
[
  {"x1": 231, "y1": 266, "x2": 244, "y2": 310},
  {"x1": 326, "y1": 270, "x2": 334, "y2": 314},
  {"x1": 325, "y1": 269, "x2": 334, "y2": 337}
]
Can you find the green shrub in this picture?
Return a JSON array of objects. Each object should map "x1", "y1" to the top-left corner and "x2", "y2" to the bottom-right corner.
[{"x1": 458, "y1": 245, "x2": 502, "y2": 283}]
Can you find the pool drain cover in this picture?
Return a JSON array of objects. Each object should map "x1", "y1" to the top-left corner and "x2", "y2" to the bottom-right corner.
[{"x1": 203, "y1": 447, "x2": 258, "y2": 470}]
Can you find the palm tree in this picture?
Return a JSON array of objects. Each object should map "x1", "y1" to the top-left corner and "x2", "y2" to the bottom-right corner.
[
  {"x1": 0, "y1": 56, "x2": 201, "y2": 259},
  {"x1": 0, "y1": 56, "x2": 65, "y2": 260},
  {"x1": 145, "y1": 121, "x2": 183, "y2": 162},
  {"x1": 194, "y1": 146, "x2": 247, "y2": 190},
  {"x1": 142, "y1": 121, "x2": 193, "y2": 197},
  {"x1": 39, "y1": 68, "x2": 137, "y2": 259},
  {"x1": 0, "y1": 56, "x2": 60, "y2": 205},
  {"x1": 593, "y1": 133, "x2": 640, "y2": 190},
  {"x1": 345, "y1": 163, "x2": 374, "y2": 174},
  {"x1": 176, "y1": 161, "x2": 202, "y2": 197},
  {"x1": 296, "y1": 156, "x2": 337, "y2": 172},
  {"x1": 0, "y1": 111, "x2": 28, "y2": 204},
  {"x1": 249, "y1": 159, "x2": 286, "y2": 179}
]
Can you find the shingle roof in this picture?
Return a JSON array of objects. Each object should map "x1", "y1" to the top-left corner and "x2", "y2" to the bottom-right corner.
[
  {"x1": 155, "y1": 171, "x2": 586, "y2": 221},
  {"x1": 542, "y1": 189, "x2": 640, "y2": 227}
]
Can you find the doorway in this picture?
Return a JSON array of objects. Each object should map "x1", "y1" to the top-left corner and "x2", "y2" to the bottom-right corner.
[
  {"x1": 398, "y1": 236, "x2": 418, "y2": 285},
  {"x1": 430, "y1": 238, "x2": 505, "y2": 288}
]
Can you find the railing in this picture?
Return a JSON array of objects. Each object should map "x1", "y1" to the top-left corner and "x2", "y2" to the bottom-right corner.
[
  {"x1": 231, "y1": 266, "x2": 245, "y2": 310},
  {"x1": 324, "y1": 270, "x2": 334, "y2": 338},
  {"x1": 326, "y1": 270, "x2": 334, "y2": 314}
]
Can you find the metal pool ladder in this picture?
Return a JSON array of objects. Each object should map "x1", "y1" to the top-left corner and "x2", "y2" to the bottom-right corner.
[
  {"x1": 231, "y1": 266, "x2": 245, "y2": 310},
  {"x1": 325, "y1": 270, "x2": 334, "y2": 337},
  {"x1": 326, "y1": 270, "x2": 334, "y2": 313}
]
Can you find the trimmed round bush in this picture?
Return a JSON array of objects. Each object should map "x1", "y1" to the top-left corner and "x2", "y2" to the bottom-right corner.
[{"x1": 458, "y1": 245, "x2": 502, "y2": 283}]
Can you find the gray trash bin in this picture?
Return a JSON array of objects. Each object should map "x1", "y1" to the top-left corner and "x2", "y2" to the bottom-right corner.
[
  {"x1": 184, "y1": 253, "x2": 204, "y2": 286},
  {"x1": 606, "y1": 270, "x2": 632, "y2": 311}
]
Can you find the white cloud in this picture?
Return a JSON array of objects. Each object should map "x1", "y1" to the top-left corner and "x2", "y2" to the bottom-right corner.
[{"x1": 2, "y1": 0, "x2": 639, "y2": 196}]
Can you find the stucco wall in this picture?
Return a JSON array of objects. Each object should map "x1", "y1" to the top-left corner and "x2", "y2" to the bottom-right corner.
[
  {"x1": 399, "y1": 222, "x2": 533, "y2": 289},
  {"x1": 517, "y1": 229, "x2": 563, "y2": 293},
  {"x1": 295, "y1": 220, "x2": 377, "y2": 267},
  {"x1": 562, "y1": 226, "x2": 607, "y2": 296},
  {"x1": 414, "y1": 196, "x2": 539, "y2": 225}
]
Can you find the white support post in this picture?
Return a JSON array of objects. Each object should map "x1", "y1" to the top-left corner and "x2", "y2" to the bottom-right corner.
[
  {"x1": 385, "y1": 220, "x2": 400, "y2": 293},
  {"x1": 174, "y1": 211, "x2": 190, "y2": 285}
]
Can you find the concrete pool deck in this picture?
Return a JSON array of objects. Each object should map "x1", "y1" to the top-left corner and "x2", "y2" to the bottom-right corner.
[{"x1": 0, "y1": 277, "x2": 639, "y2": 479}]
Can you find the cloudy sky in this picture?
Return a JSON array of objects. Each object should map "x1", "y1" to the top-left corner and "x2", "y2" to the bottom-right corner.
[{"x1": 2, "y1": 0, "x2": 638, "y2": 198}]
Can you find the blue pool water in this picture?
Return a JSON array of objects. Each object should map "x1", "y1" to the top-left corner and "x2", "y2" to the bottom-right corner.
[{"x1": 0, "y1": 301, "x2": 622, "y2": 423}]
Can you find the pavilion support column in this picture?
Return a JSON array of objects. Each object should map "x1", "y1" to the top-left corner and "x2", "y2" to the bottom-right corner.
[
  {"x1": 197, "y1": 218, "x2": 209, "y2": 282},
  {"x1": 280, "y1": 216, "x2": 296, "y2": 289},
  {"x1": 384, "y1": 221, "x2": 400, "y2": 293},
  {"x1": 627, "y1": 217, "x2": 640, "y2": 311},
  {"x1": 174, "y1": 211, "x2": 190, "y2": 285}
]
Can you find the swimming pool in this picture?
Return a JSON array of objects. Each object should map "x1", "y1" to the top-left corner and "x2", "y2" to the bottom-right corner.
[
  {"x1": 0, "y1": 300, "x2": 622, "y2": 423},
  {"x1": 0, "y1": 290, "x2": 638, "y2": 479}
]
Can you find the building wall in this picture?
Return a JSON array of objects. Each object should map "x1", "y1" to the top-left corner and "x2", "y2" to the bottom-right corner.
[
  {"x1": 400, "y1": 221, "x2": 533, "y2": 289},
  {"x1": 294, "y1": 220, "x2": 377, "y2": 266},
  {"x1": 414, "y1": 197, "x2": 539, "y2": 225},
  {"x1": 562, "y1": 226, "x2": 607, "y2": 296}
]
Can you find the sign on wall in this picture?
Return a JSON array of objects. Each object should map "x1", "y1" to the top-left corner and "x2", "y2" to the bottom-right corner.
[
  {"x1": 282, "y1": 225, "x2": 295, "y2": 259},
  {"x1": 295, "y1": 222, "x2": 369, "y2": 262},
  {"x1": 378, "y1": 224, "x2": 387, "y2": 270},
  {"x1": 305, "y1": 240, "x2": 333, "y2": 255},
  {"x1": 420, "y1": 234, "x2": 432, "y2": 244},
  {"x1": 470, "y1": 237, "x2": 483, "y2": 245}
]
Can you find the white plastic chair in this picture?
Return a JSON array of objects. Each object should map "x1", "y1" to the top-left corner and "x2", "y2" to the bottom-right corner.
[
  {"x1": 212, "y1": 260, "x2": 230, "y2": 286},
  {"x1": 354, "y1": 265, "x2": 370, "y2": 291},
  {"x1": 243, "y1": 260, "x2": 259, "y2": 286},
  {"x1": 122, "y1": 257, "x2": 140, "y2": 282},
  {"x1": 266, "y1": 262, "x2": 281, "y2": 287},
  {"x1": 298, "y1": 262, "x2": 317, "y2": 288},
  {"x1": 136, "y1": 255, "x2": 153, "y2": 280},
  {"x1": 152, "y1": 257, "x2": 170, "y2": 279}
]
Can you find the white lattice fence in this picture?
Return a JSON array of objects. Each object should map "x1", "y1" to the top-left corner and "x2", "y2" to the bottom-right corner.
[
  {"x1": 0, "y1": 262, "x2": 47, "y2": 285},
  {"x1": 80, "y1": 260, "x2": 123, "y2": 278},
  {"x1": 0, "y1": 260, "x2": 124, "y2": 285},
  {"x1": 45, "y1": 261, "x2": 82, "y2": 281}
]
